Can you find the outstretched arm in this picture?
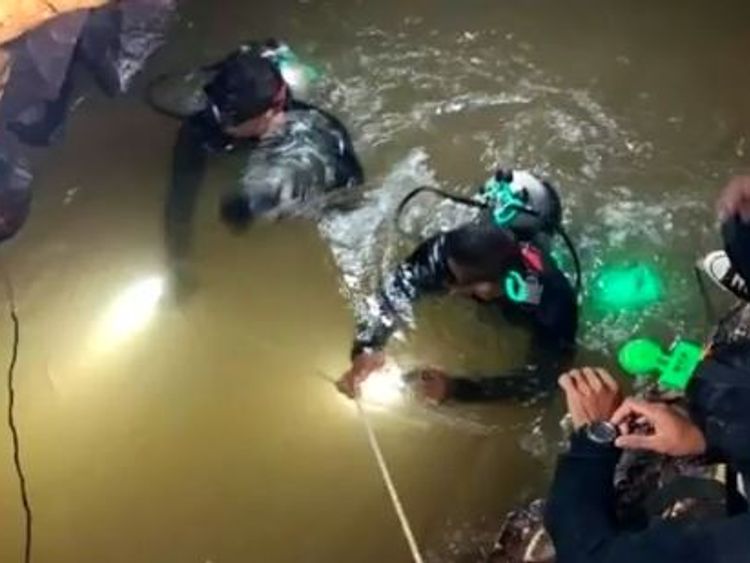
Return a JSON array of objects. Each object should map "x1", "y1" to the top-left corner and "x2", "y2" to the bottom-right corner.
[
  {"x1": 163, "y1": 121, "x2": 207, "y2": 297},
  {"x1": 446, "y1": 330, "x2": 576, "y2": 402},
  {"x1": 338, "y1": 234, "x2": 451, "y2": 397},
  {"x1": 352, "y1": 233, "x2": 451, "y2": 357}
]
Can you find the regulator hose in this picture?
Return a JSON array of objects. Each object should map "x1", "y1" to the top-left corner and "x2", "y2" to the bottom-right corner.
[
  {"x1": 394, "y1": 186, "x2": 485, "y2": 234},
  {"x1": 556, "y1": 225, "x2": 583, "y2": 294},
  {"x1": 394, "y1": 185, "x2": 583, "y2": 293}
]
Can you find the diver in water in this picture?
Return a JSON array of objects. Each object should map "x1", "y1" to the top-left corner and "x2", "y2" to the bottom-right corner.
[
  {"x1": 337, "y1": 170, "x2": 579, "y2": 402},
  {"x1": 154, "y1": 40, "x2": 364, "y2": 295}
]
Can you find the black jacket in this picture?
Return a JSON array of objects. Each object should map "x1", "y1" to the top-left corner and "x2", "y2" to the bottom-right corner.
[
  {"x1": 545, "y1": 432, "x2": 749, "y2": 563},
  {"x1": 352, "y1": 229, "x2": 579, "y2": 401}
]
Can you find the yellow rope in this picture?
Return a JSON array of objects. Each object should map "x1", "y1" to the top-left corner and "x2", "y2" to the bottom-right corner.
[{"x1": 355, "y1": 398, "x2": 424, "y2": 563}]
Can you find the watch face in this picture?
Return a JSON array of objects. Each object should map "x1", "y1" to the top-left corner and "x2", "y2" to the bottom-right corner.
[{"x1": 587, "y1": 421, "x2": 619, "y2": 444}]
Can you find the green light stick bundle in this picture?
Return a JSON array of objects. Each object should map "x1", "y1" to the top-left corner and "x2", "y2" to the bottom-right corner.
[{"x1": 618, "y1": 338, "x2": 703, "y2": 391}]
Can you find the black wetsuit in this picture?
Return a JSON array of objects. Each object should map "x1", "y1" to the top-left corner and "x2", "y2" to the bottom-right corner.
[
  {"x1": 544, "y1": 213, "x2": 750, "y2": 563},
  {"x1": 165, "y1": 99, "x2": 363, "y2": 269},
  {"x1": 353, "y1": 229, "x2": 578, "y2": 402}
]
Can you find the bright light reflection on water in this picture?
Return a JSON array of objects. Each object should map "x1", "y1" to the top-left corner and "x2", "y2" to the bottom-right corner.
[
  {"x1": 359, "y1": 363, "x2": 407, "y2": 407},
  {"x1": 95, "y1": 275, "x2": 165, "y2": 349}
]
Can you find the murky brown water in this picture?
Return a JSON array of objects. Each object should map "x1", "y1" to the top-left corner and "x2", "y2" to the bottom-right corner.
[{"x1": 2, "y1": 1, "x2": 750, "y2": 562}]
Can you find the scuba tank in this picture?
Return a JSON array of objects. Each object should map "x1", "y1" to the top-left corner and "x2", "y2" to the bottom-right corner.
[{"x1": 395, "y1": 169, "x2": 581, "y2": 292}]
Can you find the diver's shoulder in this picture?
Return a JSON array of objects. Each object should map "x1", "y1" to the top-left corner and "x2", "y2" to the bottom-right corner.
[
  {"x1": 288, "y1": 99, "x2": 319, "y2": 112},
  {"x1": 288, "y1": 100, "x2": 352, "y2": 133}
]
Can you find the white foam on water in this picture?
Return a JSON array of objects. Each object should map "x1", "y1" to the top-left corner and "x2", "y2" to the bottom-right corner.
[{"x1": 318, "y1": 147, "x2": 437, "y2": 305}]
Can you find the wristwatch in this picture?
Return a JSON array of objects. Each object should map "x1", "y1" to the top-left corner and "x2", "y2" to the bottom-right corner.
[{"x1": 585, "y1": 421, "x2": 619, "y2": 445}]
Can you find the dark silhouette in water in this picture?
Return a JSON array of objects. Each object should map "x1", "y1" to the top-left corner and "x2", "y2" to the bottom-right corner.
[{"x1": 156, "y1": 42, "x2": 363, "y2": 298}]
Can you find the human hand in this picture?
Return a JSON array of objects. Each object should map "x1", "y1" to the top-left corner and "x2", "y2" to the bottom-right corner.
[
  {"x1": 610, "y1": 398, "x2": 707, "y2": 456},
  {"x1": 558, "y1": 368, "x2": 623, "y2": 430},
  {"x1": 405, "y1": 368, "x2": 453, "y2": 405},
  {"x1": 336, "y1": 351, "x2": 386, "y2": 398},
  {"x1": 717, "y1": 175, "x2": 750, "y2": 222}
]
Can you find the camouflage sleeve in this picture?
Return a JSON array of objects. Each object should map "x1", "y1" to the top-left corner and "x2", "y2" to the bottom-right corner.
[{"x1": 351, "y1": 234, "x2": 450, "y2": 357}]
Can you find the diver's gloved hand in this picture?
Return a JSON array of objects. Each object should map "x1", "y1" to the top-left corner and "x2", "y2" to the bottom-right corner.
[
  {"x1": 336, "y1": 351, "x2": 386, "y2": 398},
  {"x1": 404, "y1": 368, "x2": 453, "y2": 405}
]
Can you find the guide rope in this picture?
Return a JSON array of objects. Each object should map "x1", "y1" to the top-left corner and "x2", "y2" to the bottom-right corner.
[{"x1": 354, "y1": 398, "x2": 425, "y2": 563}]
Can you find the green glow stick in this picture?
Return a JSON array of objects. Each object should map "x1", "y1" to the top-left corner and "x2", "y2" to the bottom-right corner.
[{"x1": 618, "y1": 338, "x2": 703, "y2": 390}]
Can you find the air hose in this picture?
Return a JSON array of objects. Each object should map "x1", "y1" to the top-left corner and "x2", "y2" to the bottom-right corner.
[{"x1": 394, "y1": 185, "x2": 583, "y2": 293}]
